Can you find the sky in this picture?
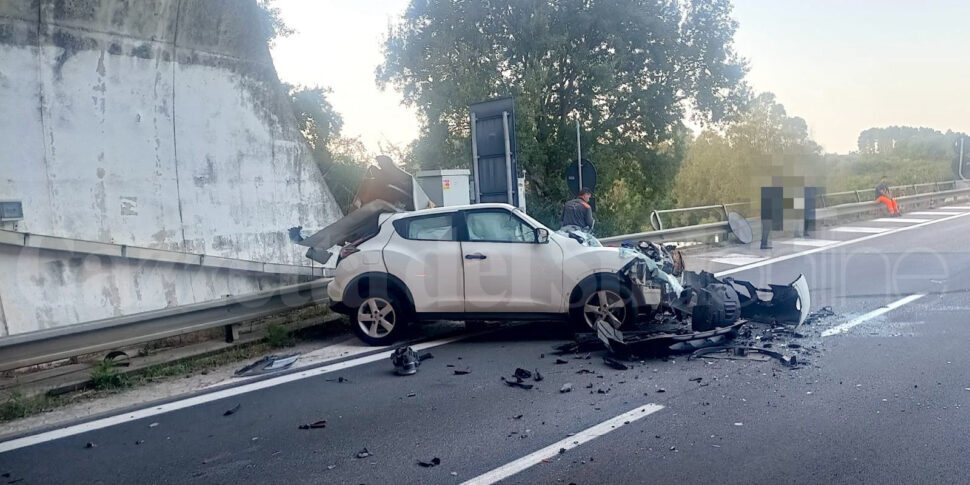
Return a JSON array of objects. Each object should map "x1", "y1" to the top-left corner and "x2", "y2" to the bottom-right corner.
[{"x1": 271, "y1": 0, "x2": 970, "y2": 155}]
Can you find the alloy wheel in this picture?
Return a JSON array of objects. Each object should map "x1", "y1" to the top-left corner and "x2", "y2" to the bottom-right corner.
[
  {"x1": 357, "y1": 297, "x2": 396, "y2": 338},
  {"x1": 583, "y1": 289, "x2": 627, "y2": 329}
]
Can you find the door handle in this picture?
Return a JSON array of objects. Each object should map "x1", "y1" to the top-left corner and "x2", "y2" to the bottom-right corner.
[{"x1": 465, "y1": 253, "x2": 487, "y2": 260}]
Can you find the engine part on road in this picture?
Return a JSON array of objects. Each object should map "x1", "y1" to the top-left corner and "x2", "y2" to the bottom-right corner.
[{"x1": 391, "y1": 346, "x2": 428, "y2": 376}]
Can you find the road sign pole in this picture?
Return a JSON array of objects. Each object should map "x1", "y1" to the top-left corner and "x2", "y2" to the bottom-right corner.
[
  {"x1": 576, "y1": 119, "x2": 583, "y2": 192},
  {"x1": 470, "y1": 112, "x2": 481, "y2": 202},
  {"x1": 502, "y1": 111, "x2": 514, "y2": 204}
]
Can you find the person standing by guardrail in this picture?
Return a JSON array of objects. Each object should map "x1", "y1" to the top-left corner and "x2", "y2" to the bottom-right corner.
[
  {"x1": 561, "y1": 187, "x2": 595, "y2": 231},
  {"x1": 875, "y1": 176, "x2": 901, "y2": 216}
]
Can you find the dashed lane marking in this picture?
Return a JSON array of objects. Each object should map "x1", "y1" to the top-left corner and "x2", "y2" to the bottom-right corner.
[
  {"x1": 821, "y1": 294, "x2": 926, "y2": 337},
  {"x1": 776, "y1": 238, "x2": 840, "y2": 247},
  {"x1": 830, "y1": 226, "x2": 891, "y2": 234},
  {"x1": 461, "y1": 404, "x2": 665, "y2": 485},
  {"x1": 872, "y1": 218, "x2": 931, "y2": 223},
  {"x1": 908, "y1": 211, "x2": 966, "y2": 216},
  {"x1": 708, "y1": 254, "x2": 769, "y2": 266}
]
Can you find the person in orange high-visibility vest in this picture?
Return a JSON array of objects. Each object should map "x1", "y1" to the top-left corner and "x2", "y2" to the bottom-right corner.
[{"x1": 874, "y1": 176, "x2": 900, "y2": 216}]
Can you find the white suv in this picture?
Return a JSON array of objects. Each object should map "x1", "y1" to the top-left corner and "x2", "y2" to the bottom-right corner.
[{"x1": 321, "y1": 203, "x2": 657, "y2": 345}]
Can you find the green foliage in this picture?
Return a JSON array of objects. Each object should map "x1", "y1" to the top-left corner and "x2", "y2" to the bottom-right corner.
[
  {"x1": 673, "y1": 93, "x2": 822, "y2": 222},
  {"x1": 90, "y1": 360, "x2": 129, "y2": 390},
  {"x1": 0, "y1": 392, "x2": 64, "y2": 422},
  {"x1": 378, "y1": 0, "x2": 749, "y2": 233},
  {"x1": 285, "y1": 85, "x2": 369, "y2": 212},
  {"x1": 265, "y1": 324, "x2": 295, "y2": 348},
  {"x1": 256, "y1": 0, "x2": 294, "y2": 46}
]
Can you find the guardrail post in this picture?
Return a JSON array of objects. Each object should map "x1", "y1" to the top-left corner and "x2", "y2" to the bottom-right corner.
[
  {"x1": 911, "y1": 184, "x2": 918, "y2": 195},
  {"x1": 225, "y1": 324, "x2": 240, "y2": 343},
  {"x1": 855, "y1": 190, "x2": 862, "y2": 203}
]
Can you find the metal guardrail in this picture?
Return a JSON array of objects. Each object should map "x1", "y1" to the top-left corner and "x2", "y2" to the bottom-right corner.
[
  {"x1": 0, "y1": 278, "x2": 331, "y2": 372},
  {"x1": 648, "y1": 180, "x2": 963, "y2": 231},
  {"x1": 0, "y1": 228, "x2": 325, "y2": 277},
  {"x1": 602, "y1": 183, "x2": 970, "y2": 245}
]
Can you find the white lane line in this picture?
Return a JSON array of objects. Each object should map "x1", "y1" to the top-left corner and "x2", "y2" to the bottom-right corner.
[
  {"x1": 715, "y1": 211, "x2": 970, "y2": 277},
  {"x1": 943, "y1": 206, "x2": 970, "y2": 210},
  {"x1": 908, "y1": 211, "x2": 965, "y2": 216},
  {"x1": 821, "y1": 294, "x2": 926, "y2": 337},
  {"x1": 461, "y1": 404, "x2": 664, "y2": 485},
  {"x1": 709, "y1": 254, "x2": 768, "y2": 266},
  {"x1": 776, "y1": 238, "x2": 840, "y2": 247},
  {"x1": 0, "y1": 335, "x2": 467, "y2": 454},
  {"x1": 872, "y1": 218, "x2": 931, "y2": 223},
  {"x1": 830, "y1": 226, "x2": 890, "y2": 234}
]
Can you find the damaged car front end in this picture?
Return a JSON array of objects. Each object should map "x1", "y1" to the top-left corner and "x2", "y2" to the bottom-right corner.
[{"x1": 598, "y1": 239, "x2": 811, "y2": 357}]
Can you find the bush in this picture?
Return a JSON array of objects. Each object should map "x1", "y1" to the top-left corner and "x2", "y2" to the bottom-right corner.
[
  {"x1": 90, "y1": 360, "x2": 128, "y2": 390},
  {"x1": 266, "y1": 324, "x2": 295, "y2": 348}
]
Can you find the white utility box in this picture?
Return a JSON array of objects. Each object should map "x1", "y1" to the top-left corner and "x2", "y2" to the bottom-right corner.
[{"x1": 416, "y1": 169, "x2": 471, "y2": 207}]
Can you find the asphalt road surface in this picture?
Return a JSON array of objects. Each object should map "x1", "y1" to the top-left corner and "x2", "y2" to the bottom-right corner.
[{"x1": 2, "y1": 210, "x2": 970, "y2": 484}]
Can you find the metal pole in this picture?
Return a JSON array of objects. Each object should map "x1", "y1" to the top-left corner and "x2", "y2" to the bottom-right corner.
[
  {"x1": 470, "y1": 112, "x2": 481, "y2": 203},
  {"x1": 960, "y1": 137, "x2": 966, "y2": 180},
  {"x1": 576, "y1": 119, "x2": 583, "y2": 193},
  {"x1": 502, "y1": 111, "x2": 514, "y2": 205}
]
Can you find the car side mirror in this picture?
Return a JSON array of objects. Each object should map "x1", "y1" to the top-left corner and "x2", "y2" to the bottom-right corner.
[{"x1": 535, "y1": 228, "x2": 550, "y2": 244}]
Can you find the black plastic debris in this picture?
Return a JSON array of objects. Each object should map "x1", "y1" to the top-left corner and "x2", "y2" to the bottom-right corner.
[
  {"x1": 235, "y1": 354, "x2": 299, "y2": 377},
  {"x1": 299, "y1": 421, "x2": 328, "y2": 430},
  {"x1": 534, "y1": 370, "x2": 544, "y2": 381},
  {"x1": 689, "y1": 377, "x2": 703, "y2": 383},
  {"x1": 417, "y1": 457, "x2": 441, "y2": 468},
  {"x1": 356, "y1": 448, "x2": 371, "y2": 459},
  {"x1": 555, "y1": 358, "x2": 569, "y2": 365},
  {"x1": 603, "y1": 357, "x2": 629, "y2": 370},
  {"x1": 502, "y1": 376, "x2": 534, "y2": 390},
  {"x1": 596, "y1": 319, "x2": 746, "y2": 358},
  {"x1": 513, "y1": 414, "x2": 524, "y2": 420},
  {"x1": 453, "y1": 370, "x2": 471, "y2": 375},
  {"x1": 657, "y1": 388, "x2": 666, "y2": 393},
  {"x1": 223, "y1": 404, "x2": 241, "y2": 416},
  {"x1": 689, "y1": 346, "x2": 797, "y2": 367},
  {"x1": 85, "y1": 442, "x2": 96, "y2": 449},
  {"x1": 513, "y1": 368, "x2": 533, "y2": 380},
  {"x1": 560, "y1": 383, "x2": 573, "y2": 393},
  {"x1": 576, "y1": 369, "x2": 595, "y2": 375}
]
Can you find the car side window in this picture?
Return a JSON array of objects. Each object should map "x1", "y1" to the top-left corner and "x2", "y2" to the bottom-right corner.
[
  {"x1": 465, "y1": 210, "x2": 535, "y2": 243},
  {"x1": 395, "y1": 214, "x2": 455, "y2": 241}
]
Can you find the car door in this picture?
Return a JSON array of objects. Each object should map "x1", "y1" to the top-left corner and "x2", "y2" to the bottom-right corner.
[
  {"x1": 460, "y1": 208, "x2": 564, "y2": 313},
  {"x1": 382, "y1": 211, "x2": 464, "y2": 313}
]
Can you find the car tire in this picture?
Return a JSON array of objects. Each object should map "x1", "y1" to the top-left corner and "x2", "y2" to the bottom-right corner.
[
  {"x1": 570, "y1": 277, "x2": 636, "y2": 331},
  {"x1": 350, "y1": 288, "x2": 409, "y2": 346}
]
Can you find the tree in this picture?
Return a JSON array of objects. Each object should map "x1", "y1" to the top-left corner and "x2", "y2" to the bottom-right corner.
[
  {"x1": 285, "y1": 85, "x2": 368, "y2": 211},
  {"x1": 378, "y1": 0, "x2": 749, "y2": 233},
  {"x1": 673, "y1": 93, "x2": 822, "y2": 217}
]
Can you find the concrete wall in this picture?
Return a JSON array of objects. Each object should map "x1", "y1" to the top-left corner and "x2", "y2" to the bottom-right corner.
[{"x1": 0, "y1": 0, "x2": 342, "y2": 336}]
